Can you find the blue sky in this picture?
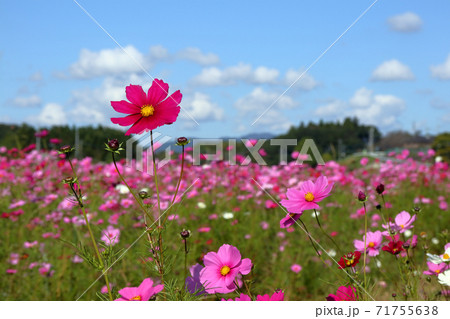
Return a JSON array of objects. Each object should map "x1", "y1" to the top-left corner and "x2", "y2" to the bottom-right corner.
[{"x1": 1, "y1": 0, "x2": 450, "y2": 138}]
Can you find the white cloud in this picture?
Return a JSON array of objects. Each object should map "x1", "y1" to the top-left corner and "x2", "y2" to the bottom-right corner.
[
  {"x1": 68, "y1": 45, "x2": 148, "y2": 79},
  {"x1": 11, "y1": 95, "x2": 41, "y2": 107},
  {"x1": 177, "y1": 47, "x2": 220, "y2": 66},
  {"x1": 349, "y1": 87, "x2": 373, "y2": 107},
  {"x1": 387, "y1": 12, "x2": 422, "y2": 33},
  {"x1": 190, "y1": 63, "x2": 279, "y2": 86},
  {"x1": 29, "y1": 71, "x2": 43, "y2": 82},
  {"x1": 149, "y1": 45, "x2": 169, "y2": 60},
  {"x1": 284, "y1": 68, "x2": 320, "y2": 91},
  {"x1": 181, "y1": 92, "x2": 224, "y2": 122},
  {"x1": 371, "y1": 59, "x2": 415, "y2": 81},
  {"x1": 68, "y1": 74, "x2": 146, "y2": 125},
  {"x1": 430, "y1": 98, "x2": 450, "y2": 109},
  {"x1": 431, "y1": 54, "x2": 450, "y2": 80},
  {"x1": 32, "y1": 103, "x2": 67, "y2": 126},
  {"x1": 235, "y1": 87, "x2": 297, "y2": 114},
  {"x1": 233, "y1": 88, "x2": 296, "y2": 132},
  {"x1": 315, "y1": 87, "x2": 406, "y2": 128},
  {"x1": 315, "y1": 100, "x2": 346, "y2": 117}
]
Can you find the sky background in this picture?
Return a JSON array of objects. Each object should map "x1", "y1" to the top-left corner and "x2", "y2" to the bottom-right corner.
[{"x1": 1, "y1": 0, "x2": 450, "y2": 139}]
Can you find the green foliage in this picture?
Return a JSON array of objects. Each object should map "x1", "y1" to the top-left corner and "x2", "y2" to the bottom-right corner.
[{"x1": 432, "y1": 132, "x2": 450, "y2": 162}]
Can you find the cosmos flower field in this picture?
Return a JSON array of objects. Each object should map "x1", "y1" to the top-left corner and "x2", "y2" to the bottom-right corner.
[
  {"x1": 1, "y1": 144, "x2": 449, "y2": 301},
  {"x1": 1, "y1": 80, "x2": 449, "y2": 301}
]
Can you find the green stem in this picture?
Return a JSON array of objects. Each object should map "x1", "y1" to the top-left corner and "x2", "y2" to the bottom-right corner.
[
  {"x1": 68, "y1": 158, "x2": 113, "y2": 301},
  {"x1": 111, "y1": 152, "x2": 153, "y2": 223},
  {"x1": 162, "y1": 145, "x2": 185, "y2": 225},
  {"x1": 362, "y1": 202, "x2": 368, "y2": 301},
  {"x1": 150, "y1": 131, "x2": 164, "y2": 292},
  {"x1": 313, "y1": 209, "x2": 343, "y2": 256}
]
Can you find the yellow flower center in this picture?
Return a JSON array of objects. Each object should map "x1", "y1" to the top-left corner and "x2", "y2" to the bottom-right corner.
[
  {"x1": 220, "y1": 265, "x2": 231, "y2": 276},
  {"x1": 436, "y1": 269, "x2": 441, "y2": 274},
  {"x1": 304, "y1": 192, "x2": 315, "y2": 202},
  {"x1": 140, "y1": 105, "x2": 155, "y2": 117},
  {"x1": 400, "y1": 225, "x2": 404, "y2": 229},
  {"x1": 368, "y1": 242, "x2": 375, "y2": 248},
  {"x1": 443, "y1": 253, "x2": 449, "y2": 260},
  {"x1": 130, "y1": 295, "x2": 142, "y2": 301}
]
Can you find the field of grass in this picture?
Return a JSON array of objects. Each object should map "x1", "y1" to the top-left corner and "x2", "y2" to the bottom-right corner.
[{"x1": 0, "y1": 146, "x2": 448, "y2": 301}]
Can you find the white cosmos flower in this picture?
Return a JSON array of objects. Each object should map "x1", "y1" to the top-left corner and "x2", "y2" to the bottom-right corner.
[
  {"x1": 115, "y1": 184, "x2": 129, "y2": 194},
  {"x1": 404, "y1": 230, "x2": 412, "y2": 238},
  {"x1": 427, "y1": 253, "x2": 444, "y2": 264},
  {"x1": 222, "y1": 212, "x2": 234, "y2": 219},
  {"x1": 427, "y1": 247, "x2": 450, "y2": 264},
  {"x1": 431, "y1": 238, "x2": 440, "y2": 245},
  {"x1": 327, "y1": 249, "x2": 336, "y2": 257},
  {"x1": 311, "y1": 211, "x2": 320, "y2": 217},
  {"x1": 438, "y1": 269, "x2": 450, "y2": 286},
  {"x1": 197, "y1": 202, "x2": 206, "y2": 209}
]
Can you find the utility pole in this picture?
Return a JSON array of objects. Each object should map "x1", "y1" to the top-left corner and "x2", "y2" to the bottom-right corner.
[
  {"x1": 368, "y1": 126, "x2": 374, "y2": 153},
  {"x1": 75, "y1": 126, "x2": 80, "y2": 158}
]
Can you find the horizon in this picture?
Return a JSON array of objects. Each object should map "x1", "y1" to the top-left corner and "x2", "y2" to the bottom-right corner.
[{"x1": 1, "y1": 1, "x2": 450, "y2": 138}]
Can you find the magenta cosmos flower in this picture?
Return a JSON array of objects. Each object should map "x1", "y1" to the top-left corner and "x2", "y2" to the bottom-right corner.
[
  {"x1": 115, "y1": 278, "x2": 163, "y2": 301},
  {"x1": 280, "y1": 175, "x2": 334, "y2": 212},
  {"x1": 354, "y1": 231, "x2": 383, "y2": 257},
  {"x1": 200, "y1": 244, "x2": 252, "y2": 294},
  {"x1": 111, "y1": 79, "x2": 182, "y2": 135},
  {"x1": 326, "y1": 286, "x2": 358, "y2": 301}
]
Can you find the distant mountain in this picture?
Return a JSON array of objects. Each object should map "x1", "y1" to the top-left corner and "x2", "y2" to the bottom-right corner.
[{"x1": 239, "y1": 132, "x2": 276, "y2": 140}]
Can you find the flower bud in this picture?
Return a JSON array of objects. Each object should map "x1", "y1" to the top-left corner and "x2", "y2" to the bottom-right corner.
[
  {"x1": 139, "y1": 191, "x2": 148, "y2": 199},
  {"x1": 59, "y1": 145, "x2": 74, "y2": 154},
  {"x1": 392, "y1": 293, "x2": 397, "y2": 298},
  {"x1": 107, "y1": 139, "x2": 120, "y2": 151},
  {"x1": 375, "y1": 184, "x2": 385, "y2": 195},
  {"x1": 375, "y1": 204, "x2": 382, "y2": 210},
  {"x1": 62, "y1": 176, "x2": 77, "y2": 185},
  {"x1": 180, "y1": 229, "x2": 191, "y2": 239},
  {"x1": 358, "y1": 191, "x2": 367, "y2": 202},
  {"x1": 176, "y1": 137, "x2": 190, "y2": 146}
]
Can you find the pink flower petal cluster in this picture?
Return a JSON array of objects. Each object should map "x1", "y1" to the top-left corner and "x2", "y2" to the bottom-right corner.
[
  {"x1": 382, "y1": 211, "x2": 416, "y2": 235},
  {"x1": 200, "y1": 244, "x2": 252, "y2": 294},
  {"x1": 111, "y1": 79, "x2": 182, "y2": 136},
  {"x1": 354, "y1": 231, "x2": 383, "y2": 257},
  {"x1": 326, "y1": 286, "x2": 358, "y2": 301},
  {"x1": 115, "y1": 278, "x2": 163, "y2": 301},
  {"x1": 280, "y1": 175, "x2": 334, "y2": 213}
]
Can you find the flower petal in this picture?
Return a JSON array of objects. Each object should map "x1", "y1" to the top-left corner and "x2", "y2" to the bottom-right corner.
[
  {"x1": 126, "y1": 85, "x2": 147, "y2": 106},
  {"x1": 238, "y1": 258, "x2": 252, "y2": 275},
  {"x1": 148, "y1": 79, "x2": 169, "y2": 105},
  {"x1": 111, "y1": 100, "x2": 140, "y2": 114},
  {"x1": 111, "y1": 113, "x2": 141, "y2": 126},
  {"x1": 218, "y1": 244, "x2": 241, "y2": 268}
]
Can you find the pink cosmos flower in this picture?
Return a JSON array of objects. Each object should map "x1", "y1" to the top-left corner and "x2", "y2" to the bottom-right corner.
[
  {"x1": 256, "y1": 291, "x2": 284, "y2": 301},
  {"x1": 200, "y1": 244, "x2": 252, "y2": 294},
  {"x1": 115, "y1": 278, "x2": 163, "y2": 301},
  {"x1": 354, "y1": 231, "x2": 383, "y2": 257},
  {"x1": 382, "y1": 211, "x2": 416, "y2": 235},
  {"x1": 423, "y1": 262, "x2": 448, "y2": 276},
  {"x1": 222, "y1": 291, "x2": 284, "y2": 301},
  {"x1": 280, "y1": 175, "x2": 334, "y2": 212},
  {"x1": 326, "y1": 286, "x2": 358, "y2": 301},
  {"x1": 291, "y1": 264, "x2": 302, "y2": 273},
  {"x1": 360, "y1": 157, "x2": 369, "y2": 166},
  {"x1": 101, "y1": 226, "x2": 120, "y2": 246},
  {"x1": 111, "y1": 79, "x2": 182, "y2": 136},
  {"x1": 279, "y1": 213, "x2": 301, "y2": 228}
]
